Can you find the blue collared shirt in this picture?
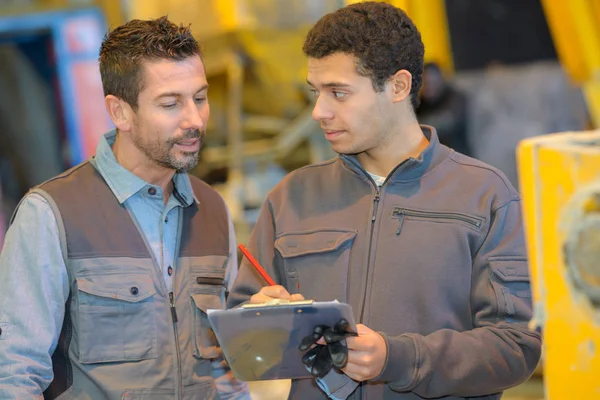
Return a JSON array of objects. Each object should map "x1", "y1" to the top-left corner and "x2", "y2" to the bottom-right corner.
[{"x1": 0, "y1": 130, "x2": 248, "y2": 399}]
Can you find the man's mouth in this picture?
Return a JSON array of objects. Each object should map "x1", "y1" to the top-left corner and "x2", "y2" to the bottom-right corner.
[
  {"x1": 323, "y1": 129, "x2": 345, "y2": 140},
  {"x1": 174, "y1": 138, "x2": 201, "y2": 151}
]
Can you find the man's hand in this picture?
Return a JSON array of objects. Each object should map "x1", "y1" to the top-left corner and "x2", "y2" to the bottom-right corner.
[
  {"x1": 342, "y1": 324, "x2": 387, "y2": 382},
  {"x1": 249, "y1": 285, "x2": 305, "y2": 304}
]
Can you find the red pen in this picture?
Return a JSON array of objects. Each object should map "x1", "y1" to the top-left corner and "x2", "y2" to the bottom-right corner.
[{"x1": 238, "y1": 244, "x2": 277, "y2": 286}]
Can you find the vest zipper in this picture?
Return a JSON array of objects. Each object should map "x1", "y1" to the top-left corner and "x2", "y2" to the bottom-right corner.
[
  {"x1": 169, "y1": 291, "x2": 183, "y2": 399},
  {"x1": 169, "y1": 291, "x2": 178, "y2": 322}
]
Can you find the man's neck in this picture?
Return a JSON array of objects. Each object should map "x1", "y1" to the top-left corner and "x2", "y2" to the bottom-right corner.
[
  {"x1": 357, "y1": 122, "x2": 429, "y2": 178},
  {"x1": 112, "y1": 134, "x2": 176, "y2": 204}
]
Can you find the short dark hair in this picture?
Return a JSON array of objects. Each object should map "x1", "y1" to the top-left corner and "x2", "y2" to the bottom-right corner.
[
  {"x1": 99, "y1": 16, "x2": 202, "y2": 110},
  {"x1": 303, "y1": 1, "x2": 424, "y2": 109}
]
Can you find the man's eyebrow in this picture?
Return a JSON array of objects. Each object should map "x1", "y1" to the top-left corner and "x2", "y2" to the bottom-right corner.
[
  {"x1": 155, "y1": 92, "x2": 181, "y2": 99},
  {"x1": 306, "y1": 79, "x2": 352, "y2": 88},
  {"x1": 154, "y1": 84, "x2": 210, "y2": 100}
]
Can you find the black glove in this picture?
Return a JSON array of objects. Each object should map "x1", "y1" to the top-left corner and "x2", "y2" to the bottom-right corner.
[{"x1": 298, "y1": 318, "x2": 358, "y2": 378}]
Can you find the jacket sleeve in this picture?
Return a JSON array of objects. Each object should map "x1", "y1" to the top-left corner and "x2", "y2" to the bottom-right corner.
[
  {"x1": 376, "y1": 198, "x2": 542, "y2": 398},
  {"x1": 211, "y1": 206, "x2": 251, "y2": 399},
  {"x1": 0, "y1": 194, "x2": 69, "y2": 399}
]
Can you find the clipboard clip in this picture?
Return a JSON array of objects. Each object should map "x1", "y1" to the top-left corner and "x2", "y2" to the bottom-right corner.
[{"x1": 241, "y1": 299, "x2": 314, "y2": 309}]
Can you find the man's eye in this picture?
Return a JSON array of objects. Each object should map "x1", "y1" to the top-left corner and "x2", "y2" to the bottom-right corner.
[
  {"x1": 332, "y1": 91, "x2": 346, "y2": 99},
  {"x1": 309, "y1": 89, "x2": 319, "y2": 98},
  {"x1": 194, "y1": 97, "x2": 206, "y2": 104},
  {"x1": 162, "y1": 103, "x2": 176, "y2": 109}
]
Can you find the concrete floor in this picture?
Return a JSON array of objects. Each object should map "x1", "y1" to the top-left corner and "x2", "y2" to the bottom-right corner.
[{"x1": 247, "y1": 376, "x2": 545, "y2": 400}]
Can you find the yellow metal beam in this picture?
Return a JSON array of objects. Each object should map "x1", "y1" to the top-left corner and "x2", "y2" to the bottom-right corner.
[
  {"x1": 404, "y1": 0, "x2": 453, "y2": 73},
  {"x1": 541, "y1": 0, "x2": 600, "y2": 127},
  {"x1": 541, "y1": 0, "x2": 588, "y2": 83},
  {"x1": 584, "y1": 80, "x2": 600, "y2": 129},
  {"x1": 98, "y1": 0, "x2": 124, "y2": 29},
  {"x1": 567, "y1": 0, "x2": 600, "y2": 80}
]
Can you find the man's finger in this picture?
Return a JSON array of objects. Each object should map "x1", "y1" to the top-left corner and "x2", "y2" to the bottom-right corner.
[
  {"x1": 259, "y1": 285, "x2": 292, "y2": 299},
  {"x1": 249, "y1": 293, "x2": 273, "y2": 304}
]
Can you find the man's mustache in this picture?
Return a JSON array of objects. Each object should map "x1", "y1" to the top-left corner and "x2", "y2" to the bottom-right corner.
[{"x1": 169, "y1": 129, "x2": 203, "y2": 146}]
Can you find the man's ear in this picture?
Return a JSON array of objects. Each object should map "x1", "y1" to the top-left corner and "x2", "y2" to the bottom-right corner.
[
  {"x1": 104, "y1": 95, "x2": 134, "y2": 132},
  {"x1": 389, "y1": 69, "x2": 412, "y2": 103}
]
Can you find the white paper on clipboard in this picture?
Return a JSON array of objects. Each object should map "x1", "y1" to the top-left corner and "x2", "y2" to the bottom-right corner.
[{"x1": 207, "y1": 300, "x2": 355, "y2": 381}]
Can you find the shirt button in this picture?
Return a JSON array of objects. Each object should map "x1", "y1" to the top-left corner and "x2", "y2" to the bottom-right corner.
[
  {"x1": 130, "y1": 286, "x2": 139, "y2": 296},
  {"x1": 168, "y1": 266, "x2": 173, "y2": 276},
  {"x1": 0, "y1": 327, "x2": 2, "y2": 336},
  {"x1": 148, "y1": 187, "x2": 157, "y2": 195},
  {"x1": 165, "y1": 216, "x2": 169, "y2": 223}
]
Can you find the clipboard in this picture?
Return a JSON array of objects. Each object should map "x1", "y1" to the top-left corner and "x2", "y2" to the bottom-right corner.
[{"x1": 207, "y1": 299, "x2": 356, "y2": 381}]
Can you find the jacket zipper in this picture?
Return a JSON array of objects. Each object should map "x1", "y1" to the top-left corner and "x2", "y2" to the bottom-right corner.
[
  {"x1": 359, "y1": 187, "x2": 381, "y2": 323},
  {"x1": 392, "y1": 208, "x2": 483, "y2": 235}
]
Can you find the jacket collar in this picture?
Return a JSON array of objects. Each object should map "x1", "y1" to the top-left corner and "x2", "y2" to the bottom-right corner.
[{"x1": 340, "y1": 125, "x2": 450, "y2": 184}]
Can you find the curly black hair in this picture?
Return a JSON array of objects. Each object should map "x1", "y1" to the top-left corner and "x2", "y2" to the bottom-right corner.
[
  {"x1": 99, "y1": 16, "x2": 202, "y2": 110},
  {"x1": 303, "y1": 1, "x2": 425, "y2": 109}
]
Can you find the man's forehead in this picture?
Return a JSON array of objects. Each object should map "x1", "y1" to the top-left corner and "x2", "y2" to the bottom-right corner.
[
  {"x1": 141, "y1": 56, "x2": 205, "y2": 79},
  {"x1": 307, "y1": 54, "x2": 363, "y2": 84},
  {"x1": 138, "y1": 56, "x2": 208, "y2": 96}
]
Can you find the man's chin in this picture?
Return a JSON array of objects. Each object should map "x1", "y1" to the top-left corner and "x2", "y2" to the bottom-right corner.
[
  {"x1": 330, "y1": 144, "x2": 358, "y2": 156},
  {"x1": 176, "y1": 153, "x2": 200, "y2": 171}
]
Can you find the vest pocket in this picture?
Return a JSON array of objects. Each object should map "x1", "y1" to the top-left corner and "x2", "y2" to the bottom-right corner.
[
  {"x1": 75, "y1": 273, "x2": 157, "y2": 364},
  {"x1": 275, "y1": 229, "x2": 356, "y2": 301},
  {"x1": 190, "y1": 268, "x2": 226, "y2": 359},
  {"x1": 488, "y1": 257, "x2": 532, "y2": 323}
]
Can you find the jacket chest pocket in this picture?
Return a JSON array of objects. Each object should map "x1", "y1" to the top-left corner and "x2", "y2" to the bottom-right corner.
[
  {"x1": 392, "y1": 207, "x2": 484, "y2": 235},
  {"x1": 75, "y1": 272, "x2": 157, "y2": 364},
  {"x1": 190, "y1": 267, "x2": 226, "y2": 359},
  {"x1": 275, "y1": 229, "x2": 356, "y2": 302}
]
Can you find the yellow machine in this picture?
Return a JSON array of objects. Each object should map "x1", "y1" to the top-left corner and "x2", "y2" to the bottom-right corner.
[
  {"x1": 518, "y1": 132, "x2": 600, "y2": 398},
  {"x1": 518, "y1": 1, "x2": 600, "y2": 397}
]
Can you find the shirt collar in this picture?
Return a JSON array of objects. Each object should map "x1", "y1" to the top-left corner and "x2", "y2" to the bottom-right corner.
[{"x1": 92, "y1": 130, "x2": 197, "y2": 206}]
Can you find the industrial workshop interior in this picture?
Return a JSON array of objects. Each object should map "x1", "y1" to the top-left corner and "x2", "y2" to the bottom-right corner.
[{"x1": 0, "y1": 0, "x2": 598, "y2": 399}]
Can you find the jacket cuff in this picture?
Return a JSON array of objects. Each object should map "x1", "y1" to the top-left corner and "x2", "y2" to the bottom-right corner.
[{"x1": 373, "y1": 333, "x2": 417, "y2": 388}]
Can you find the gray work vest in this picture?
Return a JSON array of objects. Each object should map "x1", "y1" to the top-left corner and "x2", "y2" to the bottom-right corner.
[{"x1": 24, "y1": 161, "x2": 229, "y2": 400}]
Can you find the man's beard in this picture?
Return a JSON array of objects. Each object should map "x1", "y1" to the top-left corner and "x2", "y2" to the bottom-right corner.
[{"x1": 132, "y1": 129, "x2": 204, "y2": 172}]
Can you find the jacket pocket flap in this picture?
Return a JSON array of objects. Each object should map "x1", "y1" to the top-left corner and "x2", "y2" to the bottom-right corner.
[
  {"x1": 275, "y1": 230, "x2": 357, "y2": 258},
  {"x1": 191, "y1": 293, "x2": 223, "y2": 313},
  {"x1": 187, "y1": 255, "x2": 229, "y2": 276},
  {"x1": 76, "y1": 275, "x2": 155, "y2": 302},
  {"x1": 489, "y1": 259, "x2": 530, "y2": 283}
]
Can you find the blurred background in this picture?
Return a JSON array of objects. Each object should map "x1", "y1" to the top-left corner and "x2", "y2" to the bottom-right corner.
[{"x1": 2, "y1": 0, "x2": 599, "y2": 398}]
